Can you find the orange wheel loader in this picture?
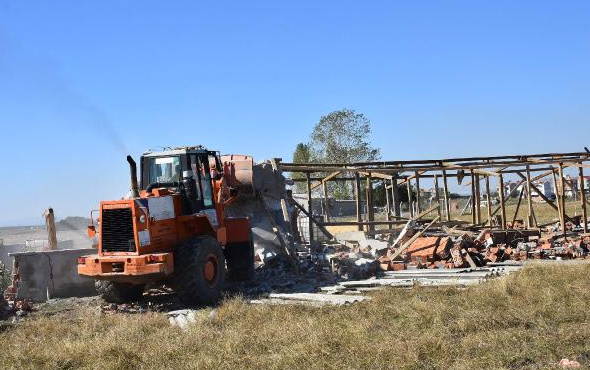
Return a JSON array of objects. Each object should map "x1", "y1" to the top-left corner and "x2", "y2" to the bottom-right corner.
[{"x1": 77, "y1": 146, "x2": 255, "y2": 304}]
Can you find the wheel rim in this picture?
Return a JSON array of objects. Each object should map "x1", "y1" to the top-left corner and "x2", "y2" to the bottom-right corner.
[{"x1": 203, "y1": 254, "x2": 219, "y2": 286}]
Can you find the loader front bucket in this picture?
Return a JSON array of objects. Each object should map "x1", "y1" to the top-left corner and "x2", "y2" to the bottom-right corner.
[{"x1": 221, "y1": 154, "x2": 254, "y2": 195}]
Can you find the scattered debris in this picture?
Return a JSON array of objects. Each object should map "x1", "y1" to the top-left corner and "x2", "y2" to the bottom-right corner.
[
  {"x1": 306, "y1": 219, "x2": 590, "y2": 282},
  {"x1": 559, "y1": 358, "x2": 581, "y2": 368},
  {"x1": 316, "y1": 265, "x2": 521, "y2": 295},
  {"x1": 250, "y1": 292, "x2": 370, "y2": 306},
  {"x1": 167, "y1": 309, "x2": 197, "y2": 329}
]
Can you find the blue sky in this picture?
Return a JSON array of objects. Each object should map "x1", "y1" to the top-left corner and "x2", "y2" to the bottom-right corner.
[{"x1": 1, "y1": 1, "x2": 590, "y2": 226}]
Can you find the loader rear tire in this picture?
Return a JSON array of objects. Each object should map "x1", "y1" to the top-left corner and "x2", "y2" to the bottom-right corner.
[
  {"x1": 96, "y1": 281, "x2": 145, "y2": 303},
  {"x1": 173, "y1": 236, "x2": 226, "y2": 305}
]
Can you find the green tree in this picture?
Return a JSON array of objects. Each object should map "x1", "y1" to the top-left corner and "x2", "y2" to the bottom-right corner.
[
  {"x1": 292, "y1": 143, "x2": 311, "y2": 193},
  {"x1": 309, "y1": 109, "x2": 380, "y2": 164},
  {"x1": 309, "y1": 109, "x2": 380, "y2": 198}
]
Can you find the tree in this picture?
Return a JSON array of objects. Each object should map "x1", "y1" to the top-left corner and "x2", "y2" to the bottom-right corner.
[
  {"x1": 293, "y1": 143, "x2": 311, "y2": 164},
  {"x1": 309, "y1": 109, "x2": 380, "y2": 164},
  {"x1": 292, "y1": 143, "x2": 311, "y2": 193},
  {"x1": 308, "y1": 109, "x2": 380, "y2": 199}
]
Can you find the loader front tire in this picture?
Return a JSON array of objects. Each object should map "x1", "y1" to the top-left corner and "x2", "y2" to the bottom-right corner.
[
  {"x1": 96, "y1": 281, "x2": 145, "y2": 303},
  {"x1": 173, "y1": 236, "x2": 226, "y2": 305}
]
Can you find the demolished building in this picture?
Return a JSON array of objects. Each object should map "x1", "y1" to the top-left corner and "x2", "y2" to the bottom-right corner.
[{"x1": 3, "y1": 150, "x2": 590, "y2": 309}]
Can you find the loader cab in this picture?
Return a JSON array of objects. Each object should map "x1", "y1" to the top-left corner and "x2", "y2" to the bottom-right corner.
[{"x1": 140, "y1": 146, "x2": 222, "y2": 212}]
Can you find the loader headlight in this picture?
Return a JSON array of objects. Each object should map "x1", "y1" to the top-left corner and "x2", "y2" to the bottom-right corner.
[{"x1": 139, "y1": 215, "x2": 146, "y2": 224}]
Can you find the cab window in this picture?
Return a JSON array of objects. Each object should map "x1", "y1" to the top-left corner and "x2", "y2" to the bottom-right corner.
[
  {"x1": 148, "y1": 156, "x2": 181, "y2": 184},
  {"x1": 190, "y1": 154, "x2": 214, "y2": 208}
]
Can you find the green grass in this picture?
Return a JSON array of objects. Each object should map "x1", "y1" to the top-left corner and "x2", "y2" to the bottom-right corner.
[{"x1": 1, "y1": 263, "x2": 589, "y2": 369}]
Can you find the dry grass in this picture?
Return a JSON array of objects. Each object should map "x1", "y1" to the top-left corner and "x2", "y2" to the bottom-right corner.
[
  {"x1": 326, "y1": 200, "x2": 584, "y2": 231},
  {"x1": 1, "y1": 263, "x2": 589, "y2": 370},
  {"x1": 451, "y1": 200, "x2": 584, "y2": 225}
]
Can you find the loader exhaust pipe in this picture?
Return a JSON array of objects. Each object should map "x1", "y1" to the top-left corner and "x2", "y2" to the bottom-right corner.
[{"x1": 127, "y1": 155, "x2": 140, "y2": 198}]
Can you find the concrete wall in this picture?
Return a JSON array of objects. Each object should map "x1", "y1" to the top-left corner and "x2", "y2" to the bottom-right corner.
[
  {"x1": 10, "y1": 249, "x2": 96, "y2": 302},
  {"x1": 0, "y1": 240, "x2": 75, "y2": 270}
]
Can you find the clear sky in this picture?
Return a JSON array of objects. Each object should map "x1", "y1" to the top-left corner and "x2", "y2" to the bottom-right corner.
[{"x1": 1, "y1": 1, "x2": 590, "y2": 226}]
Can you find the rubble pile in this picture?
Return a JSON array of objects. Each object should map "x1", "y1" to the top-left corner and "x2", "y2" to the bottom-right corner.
[
  {"x1": 310, "y1": 221, "x2": 590, "y2": 279},
  {"x1": 0, "y1": 296, "x2": 32, "y2": 321}
]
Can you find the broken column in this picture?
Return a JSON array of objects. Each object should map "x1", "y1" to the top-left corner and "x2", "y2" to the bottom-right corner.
[{"x1": 43, "y1": 208, "x2": 58, "y2": 251}]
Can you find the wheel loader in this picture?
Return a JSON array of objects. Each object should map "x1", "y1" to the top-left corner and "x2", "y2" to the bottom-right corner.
[{"x1": 77, "y1": 146, "x2": 255, "y2": 304}]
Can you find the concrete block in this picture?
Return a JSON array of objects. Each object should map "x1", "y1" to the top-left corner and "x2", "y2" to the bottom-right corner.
[
  {"x1": 9, "y1": 249, "x2": 96, "y2": 302},
  {"x1": 358, "y1": 239, "x2": 389, "y2": 257},
  {"x1": 334, "y1": 231, "x2": 367, "y2": 242}
]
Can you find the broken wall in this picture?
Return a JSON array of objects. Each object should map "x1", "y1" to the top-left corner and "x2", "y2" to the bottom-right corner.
[{"x1": 10, "y1": 249, "x2": 96, "y2": 302}]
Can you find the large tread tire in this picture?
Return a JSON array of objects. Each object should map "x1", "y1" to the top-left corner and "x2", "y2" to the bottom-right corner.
[
  {"x1": 96, "y1": 281, "x2": 145, "y2": 303},
  {"x1": 174, "y1": 236, "x2": 226, "y2": 305},
  {"x1": 226, "y1": 238, "x2": 255, "y2": 282}
]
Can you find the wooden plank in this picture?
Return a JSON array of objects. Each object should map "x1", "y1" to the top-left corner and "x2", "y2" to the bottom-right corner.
[
  {"x1": 397, "y1": 170, "x2": 427, "y2": 186},
  {"x1": 562, "y1": 175, "x2": 590, "y2": 208},
  {"x1": 260, "y1": 198, "x2": 299, "y2": 272},
  {"x1": 580, "y1": 166, "x2": 588, "y2": 233},
  {"x1": 415, "y1": 171, "x2": 421, "y2": 214},
  {"x1": 434, "y1": 174, "x2": 441, "y2": 219},
  {"x1": 553, "y1": 169, "x2": 563, "y2": 227},
  {"x1": 470, "y1": 170, "x2": 476, "y2": 224},
  {"x1": 318, "y1": 220, "x2": 409, "y2": 226},
  {"x1": 463, "y1": 249, "x2": 478, "y2": 268},
  {"x1": 525, "y1": 165, "x2": 534, "y2": 227},
  {"x1": 358, "y1": 171, "x2": 393, "y2": 181},
  {"x1": 498, "y1": 174, "x2": 507, "y2": 229},
  {"x1": 281, "y1": 151, "x2": 590, "y2": 168},
  {"x1": 558, "y1": 163, "x2": 566, "y2": 238},
  {"x1": 460, "y1": 196, "x2": 472, "y2": 216},
  {"x1": 389, "y1": 216, "x2": 440, "y2": 261},
  {"x1": 366, "y1": 173, "x2": 375, "y2": 232},
  {"x1": 385, "y1": 180, "x2": 391, "y2": 222},
  {"x1": 279, "y1": 156, "x2": 590, "y2": 173},
  {"x1": 306, "y1": 172, "x2": 314, "y2": 243},
  {"x1": 475, "y1": 173, "x2": 481, "y2": 224},
  {"x1": 391, "y1": 177, "x2": 401, "y2": 217},
  {"x1": 291, "y1": 177, "x2": 355, "y2": 183},
  {"x1": 515, "y1": 172, "x2": 572, "y2": 222},
  {"x1": 510, "y1": 187, "x2": 525, "y2": 227},
  {"x1": 442, "y1": 169, "x2": 451, "y2": 221},
  {"x1": 472, "y1": 168, "x2": 500, "y2": 177},
  {"x1": 290, "y1": 199, "x2": 334, "y2": 240},
  {"x1": 355, "y1": 172, "x2": 362, "y2": 231},
  {"x1": 310, "y1": 171, "x2": 342, "y2": 190},
  {"x1": 485, "y1": 175, "x2": 492, "y2": 226},
  {"x1": 322, "y1": 181, "x2": 330, "y2": 222},
  {"x1": 407, "y1": 177, "x2": 414, "y2": 218},
  {"x1": 413, "y1": 203, "x2": 440, "y2": 221}
]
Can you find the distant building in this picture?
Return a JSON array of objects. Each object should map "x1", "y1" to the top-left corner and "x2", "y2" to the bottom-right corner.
[
  {"x1": 515, "y1": 179, "x2": 553, "y2": 200},
  {"x1": 555, "y1": 175, "x2": 578, "y2": 198},
  {"x1": 503, "y1": 181, "x2": 519, "y2": 198}
]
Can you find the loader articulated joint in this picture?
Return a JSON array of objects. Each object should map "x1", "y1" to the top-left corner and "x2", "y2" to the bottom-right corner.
[{"x1": 127, "y1": 155, "x2": 140, "y2": 198}]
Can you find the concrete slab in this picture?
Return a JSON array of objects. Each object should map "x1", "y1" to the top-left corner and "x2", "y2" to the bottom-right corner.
[{"x1": 9, "y1": 248, "x2": 96, "y2": 302}]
